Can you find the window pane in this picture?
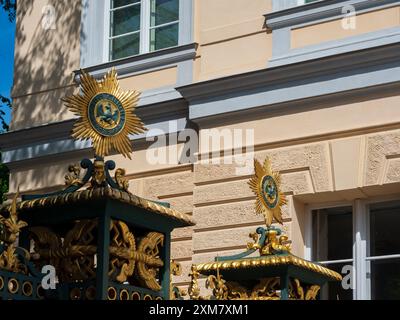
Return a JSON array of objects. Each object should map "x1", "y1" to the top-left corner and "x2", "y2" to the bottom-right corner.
[
  {"x1": 369, "y1": 201, "x2": 400, "y2": 257},
  {"x1": 371, "y1": 258, "x2": 400, "y2": 300},
  {"x1": 110, "y1": 5, "x2": 141, "y2": 36},
  {"x1": 110, "y1": 33, "x2": 140, "y2": 60},
  {"x1": 319, "y1": 263, "x2": 353, "y2": 300},
  {"x1": 150, "y1": 23, "x2": 178, "y2": 51},
  {"x1": 150, "y1": 0, "x2": 179, "y2": 27},
  {"x1": 111, "y1": 0, "x2": 140, "y2": 9},
  {"x1": 312, "y1": 206, "x2": 353, "y2": 261}
]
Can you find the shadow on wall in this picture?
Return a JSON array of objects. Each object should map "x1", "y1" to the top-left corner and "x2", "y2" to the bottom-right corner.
[{"x1": 11, "y1": 0, "x2": 86, "y2": 130}]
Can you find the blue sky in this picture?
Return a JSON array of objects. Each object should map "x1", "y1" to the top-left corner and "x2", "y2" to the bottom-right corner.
[{"x1": 0, "y1": 9, "x2": 16, "y2": 126}]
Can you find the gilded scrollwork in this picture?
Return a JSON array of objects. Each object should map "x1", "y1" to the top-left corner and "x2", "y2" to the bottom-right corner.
[
  {"x1": 29, "y1": 219, "x2": 166, "y2": 290},
  {"x1": 30, "y1": 220, "x2": 97, "y2": 282},
  {"x1": 64, "y1": 164, "x2": 82, "y2": 187},
  {"x1": 170, "y1": 260, "x2": 187, "y2": 300},
  {"x1": 188, "y1": 265, "x2": 201, "y2": 300},
  {"x1": 91, "y1": 159, "x2": 107, "y2": 188},
  {"x1": 206, "y1": 274, "x2": 228, "y2": 300},
  {"x1": 0, "y1": 191, "x2": 29, "y2": 273},
  {"x1": 289, "y1": 278, "x2": 320, "y2": 300},
  {"x1": 135, "y1": 232, "x2": 164, "y2": 291},
  {"x1": 109, "y1": 220, "x2": 136, "y2": 283},
  {"x1": 114, "y1": 168, "x2": 129, "y2": 192},
  {"x1": 246, "y1": 227, "x2": 291, "y2": 256},
  {"x1": 261, "y1": 228, "x2": 291, "y2": 255},
  {"x1": 206, "y1": 274, "x2": 281, "y2": 300}
]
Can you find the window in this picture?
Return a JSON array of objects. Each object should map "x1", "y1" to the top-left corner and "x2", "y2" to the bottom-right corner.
[
  {"x1": 312, "y1": 206, "x2": 354, "y2": 300},
  {"x1": 368, "y1": 201, "x2": 400, "y2": 300},
  {"x1": 108, "y1": 0, "x2": 180, "y2": 61},
  {"x1": 310, "y1": 200, "x2": 400, "y2": 300}
]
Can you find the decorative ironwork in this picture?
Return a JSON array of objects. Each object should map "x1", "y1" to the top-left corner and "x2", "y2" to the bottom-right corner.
[
  {"x1": 170, "y1": 260, "x2": 187, "y2": 300},
  {"x1": 136, "y1": 232, "x2": 164, "y2": 291},
  {"x1": 0, "y1": 191, "x2": 28, "y2": 273}
]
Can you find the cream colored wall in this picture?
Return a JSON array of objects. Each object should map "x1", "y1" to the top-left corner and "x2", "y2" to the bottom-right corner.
[
  {"x1": 10, "y1": 1, "x2": 178, "y2": 131},
  {"x1": 11, "y1": 0, "x2": 81, "y2": 131},
  {"x1": 292, "y1": 6, "x2": 400, "y2": 49},
  {"x1": 193, "y1": 0, "x2": 272, "y2": 81},
  {"x1": 119, "y1": 67, "x2": 177, "y2": 92}
]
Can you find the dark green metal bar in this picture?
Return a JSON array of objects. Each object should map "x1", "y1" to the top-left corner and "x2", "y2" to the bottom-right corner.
[
  {"x1": 280, "y1": 274, "x2": 289, "y2": 300},
  {"x1": 96, "y1": 212, "x2": 111, "y2": 300}
]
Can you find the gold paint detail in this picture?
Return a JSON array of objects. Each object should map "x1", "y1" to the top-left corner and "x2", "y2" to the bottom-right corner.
[
  {"x1": 136, "y1": 232, "x2": 164, "y2": 291},
  {"x1": 109, "y1": 220, "x2": 136, "y2": 283},
  {"x1": 115, "y1": 168, "x2": 129, "y2": 192},
  {"x1": 0, "y1": 190, "x2": 29, "y2": 273},
  {"x1": 63, "y1": 68, "x2": 147, "y2": 159},
  {"x1": 289, "y1": 278, "x2": 320, "y2": 300},
  {"x1": 204, "y1": 275, "x2": 320, "y2": 300},
  {"x1": 247, "y1": 228, "x2": 291, "y2": 256},
  {"x1": 8, "y1": 278, "x2": 19, "y2": 294},
  {"x1": 92, "y1": 159, "x2": 107, "y2": 188},
  {"x1": 170, "y1": 260, "x2": 187, "y2": 299},
  {"x1": 119, "y1": 289, "x2": 130, "y2": 300},
  {"x1": 188, "y1": 264, "x2": 203, "y2": 300},
  {"x1": 195, "y1": 254, "x2": 342, "y2": 282},
  {"x1": 22, "y1": 281, "x2": 33, "y2": 297},
  {"x1": 29, "y1": 219, "x2": 165, "y2": 289},
  {"x1": 248, "y1": 158, "x2": 287, "y2": 227},
  {"x1": 107, "y1": 287, "x2": 117, "y2": 300},
  {"x1": 131, "y1": 292, "x2": 141, "y2": 300},
  {"x1": 30, "y1": 220, "x2": 97, "y2": 282},
  {"x1": 64, "y1": 165, "x2": 83, "y2": 187},
  {"x1": 0, "y1": 187, "x2": 194, "y2": 226}
]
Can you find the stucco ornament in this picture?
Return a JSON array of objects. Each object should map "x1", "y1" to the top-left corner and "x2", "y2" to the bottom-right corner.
[
  {"x1": 62, "y1": 68, "x2": 146, "y2": 159},
  {"x1": 248, "y1": 158, "x2": 287, "y2": 226}
]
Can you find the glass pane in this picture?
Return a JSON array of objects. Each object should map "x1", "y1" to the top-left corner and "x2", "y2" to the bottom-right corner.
[
  {"x1": 369, "y1": 201, "x2": 400, "y2": 257},
  {"x1": 110, "y1": 5, "x2": 141, "y2": 36},
  {"x1": 150, "y1": 23, "x2": 178, "y2": 51},
  {"x1": 319, "y1": 263, "x2": 353, "y2": 300},
  {"x1": 371, "y1": 258, "x2": 400, "y2": 300},
  {"x1": 150, "y1": 0, "x2": 179, "y2": 27},
  {"x1": 312, "y1": 206, "x2": 353, "y2": 261},
  {"x1": 110, "y1": 33, "x2": 140, "y2": 60},
  {"x1": 111, "y1": 0, "x2": 140, "y2": 9}
]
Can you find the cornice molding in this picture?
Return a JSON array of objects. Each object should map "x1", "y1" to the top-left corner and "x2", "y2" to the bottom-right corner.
[
  {"x1": 176, "y1": 42, "x2": 400, "y2": 122},
  {"x1": 265, "y1": 0, "x2": 400, "y2": 30},
  {"x1": 178, "y1": 42, "x2": 400, "y2": 101},
  {"x1": 0, "y1": 97, "x2": 188, "y2": 151}
]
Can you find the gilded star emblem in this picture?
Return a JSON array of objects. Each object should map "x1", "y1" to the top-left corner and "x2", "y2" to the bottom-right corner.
[
  {"x1": 248, "y1": 158, "x2": 287, "y2": 226},
  {"x1": 62, "y1": 68, "x2": 146, "y2": 159}
]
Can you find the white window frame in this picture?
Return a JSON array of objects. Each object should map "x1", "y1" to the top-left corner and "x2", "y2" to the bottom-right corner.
[
  {"x1": 104, "y1": 0, "x2": 181, "y2": 62},
  {"x1": 305, "y1": 195, "x2": 400, "y2": 300},
  {"x1": 81, "y1": 0, "x2": 193, "y2": 68}
]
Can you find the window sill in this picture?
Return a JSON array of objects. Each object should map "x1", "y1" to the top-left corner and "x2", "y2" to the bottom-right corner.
[{"x1": 74, "y1": 42, "x2": 197, "y2": 81}]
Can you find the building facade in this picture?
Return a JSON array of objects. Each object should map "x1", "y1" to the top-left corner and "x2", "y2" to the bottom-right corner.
[{"x1": 1, "y1": 0, "x2": 400, "y2": 299}]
